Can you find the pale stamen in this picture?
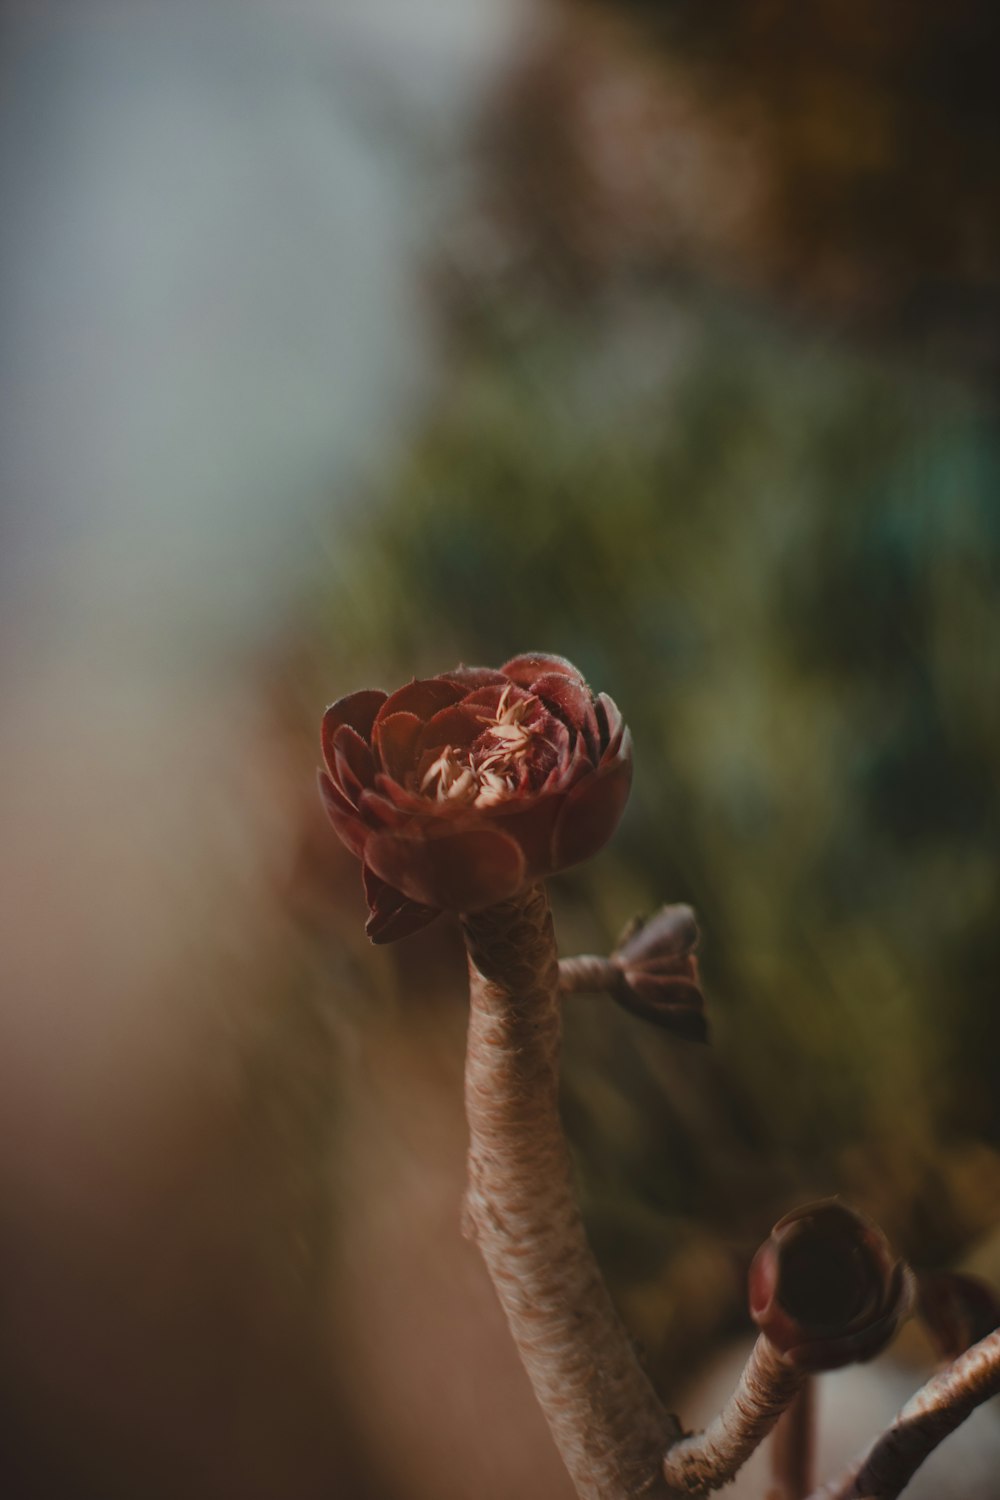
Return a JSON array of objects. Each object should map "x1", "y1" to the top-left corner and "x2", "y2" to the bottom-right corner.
[
  {"x1": 475, "y1": 769, "x2": 513, "y2": 806},
  {"x1": 420, "y1": 747, "x2": 478, "y2": 803},
  {"x1": 418, "y1": 690, "x2": 546, "y2": 806}
]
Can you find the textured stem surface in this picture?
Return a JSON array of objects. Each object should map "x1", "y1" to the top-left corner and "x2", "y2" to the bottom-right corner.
[
  {"x1": 810, "y1": 1326, "x2": 1000, "y2": 1500},
  {"x1": 462, "y1": 884, "x2": 682, "y2": 1500},
  {"x1": 662, "y1": 1336, "x2": 805, "y2": 1496},
  {"x1": 559, "y1": 954, "x2": 621, "y2": 994}
]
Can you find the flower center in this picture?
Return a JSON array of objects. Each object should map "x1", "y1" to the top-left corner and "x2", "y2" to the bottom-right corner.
[{"x1": 419, "y1": 687, "x2": 541, "y2": 806}]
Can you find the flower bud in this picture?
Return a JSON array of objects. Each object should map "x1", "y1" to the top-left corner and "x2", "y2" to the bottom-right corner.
[
  {"x1": 748, "y1": 1200, "x2": 913, "y2": 1371},
  {"x1": 608, "y1": 904, "x2": 707, "y2": 1042},
  {"x1": 916, "y1": 1270, "x2": 1000, "y2": 1362}
]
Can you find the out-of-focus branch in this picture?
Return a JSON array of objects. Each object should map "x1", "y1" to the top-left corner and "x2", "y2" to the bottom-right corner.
[
  {"x1": 662, "y1": 1335, "x2": 805, "y2": 1495},
  {"x1": 768, "y1": 1378, "x2": 815, "y2": 1500},
  {"x1": 810, "y1": 1327, "x2": 1000, "y2": 1500}
]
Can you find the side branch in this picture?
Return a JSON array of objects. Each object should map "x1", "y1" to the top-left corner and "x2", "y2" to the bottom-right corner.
[
  {"x1": 662, "y1": 1335, "x2": 805, "y2": 1496},
  {"x1": 559, "y1": 954, "x2": 621, "y2": 994},
  {"x1": 462, "y1": 885, "x2": 682, "y2": 1500},
  {"x1": 811, "y1": 1326, "x2": 1000, "y2": 1500}
]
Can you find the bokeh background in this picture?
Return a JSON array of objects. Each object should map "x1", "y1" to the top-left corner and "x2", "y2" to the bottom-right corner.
[{"x1": 2, "y1": 2, "x2": 999, "y2": 1496}]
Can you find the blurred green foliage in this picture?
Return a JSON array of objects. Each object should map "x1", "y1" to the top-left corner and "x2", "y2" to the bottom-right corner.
[{"x1": 316, "y1": 290, "x2": 1000, "y2": 1302}]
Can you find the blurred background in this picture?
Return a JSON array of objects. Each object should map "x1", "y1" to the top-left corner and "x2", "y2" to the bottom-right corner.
[{"x1": 2, "y1": 1, "x2": 999, "y2": 1496}]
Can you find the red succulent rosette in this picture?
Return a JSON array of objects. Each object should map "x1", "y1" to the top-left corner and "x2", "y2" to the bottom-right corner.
[
  {"x1": 748, "y1": 1200, "x2": 913, "y2": 1372},
  {"x1": 319, "y1": 653, "x2": 633, "y2": 943}
]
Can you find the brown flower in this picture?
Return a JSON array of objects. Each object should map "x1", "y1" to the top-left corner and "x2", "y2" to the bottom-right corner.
[
  {"x1": 748, "y1": 1200, "x2": 913, "y2": 1371},
  {"x1": 319, "y1": 653, "x2": 632, "y2": 942}
]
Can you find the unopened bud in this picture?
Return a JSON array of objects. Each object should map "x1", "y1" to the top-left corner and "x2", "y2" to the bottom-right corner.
[
  {"x1": 608, "y1": 903, "x2": 708, "y2": 1042},
  {"x1": 748, "y1": 1200, "x2": 913, "y2": 1371}
]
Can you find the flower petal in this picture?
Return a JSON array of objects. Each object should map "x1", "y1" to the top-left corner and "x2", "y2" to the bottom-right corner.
[
  {"x1": 512, "y1": 708, "x2": 570, "y2": 788},
  {"x1": 627, "y1": 972, "x2": 703, "y2": 1006},
  {"x1": 373, "y1": 772, "x2": 433, "y2": 812},
  {"x1": 441, "y1": 665, "x2": 508, "y2": 690},
  {"x1": 595, "y1": 693, "x2": 625, "y2": 759},
  {"x1": 317, "y1": 769, "x2": 368, "y2": 858},
  {"x1": 374, "y1": 677, "x2": 465, "y2": 728},
  {"x1": 637, "y1": 953, "x2": 700, "y2": 981},
  {"x1": 357, "y1": 787, "x2": 411, "y2": 828},
  {"x1": 322, "y1": 689, "x2": 386, "y2": 772},
  {"x1": 417, "y1": 702, "x2": 484, "y2": 755},
  {"x1": 783, "y1": 1305, "x2": 904, "y2": 1372},
  {"x1": 460, "y1": 683, "x2": 526, "y2": 714},
  {"x1": 365, "y1": 825, "x2": 526, "y2": 911},
  {"x1": 551, "y1": 749, "x2": 633, "y2": 870},
  {"x1": 332, "y1": 724, "x2": 375, "y2": 803},
  {"x1": 530, "y1": 671, "x2": 598, "y2": 743},
  {"x1": 488, "y1": 794, "x2": 565, "y2": 877},
  {"x1": 373, "y1": 711, "x2": 422, "y2": 781},
  {"x1": 362, "y1": 864, "x2": 441, "y2": 944},
  {"x1": 500, "y1": 652, "x2": 587, "y2": 689},
  {"x1": 613, "y1": 978, "x2": 709, "y2": 1043},
  {"x1": 542, "y1": 734, "x2": 592, "y2": 793},
  {"x1": 614, "y1": 904, "x2": 699, "y2": 966}
]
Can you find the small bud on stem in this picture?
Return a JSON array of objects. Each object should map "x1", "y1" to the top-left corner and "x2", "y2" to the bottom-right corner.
[
  {"x1": 749, "y1": 1200, "x2": 913, "y2": 1373},
  {"x1": 663, "y1": 1201, "x2": 913, "y2": 1496},
  {"x1": 559, "y1": 904, "x2": 708, "y2": 1042}
]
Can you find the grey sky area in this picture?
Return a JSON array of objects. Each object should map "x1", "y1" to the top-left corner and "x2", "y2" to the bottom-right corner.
[{"x1": 0, "y1": 0, "x2": 524, "y2": 667}]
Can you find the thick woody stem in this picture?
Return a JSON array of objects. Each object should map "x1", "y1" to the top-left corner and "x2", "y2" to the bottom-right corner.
[
  {"x1": 809, "y1": 1327, "x2": 1000, "y2": 1500},
  {"x1": 462, "y1": 883, "x2": 682, "y2": 1500},
  {"x1": 662, "y1": 1336, "x2": 805, "y2": 1496}
]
